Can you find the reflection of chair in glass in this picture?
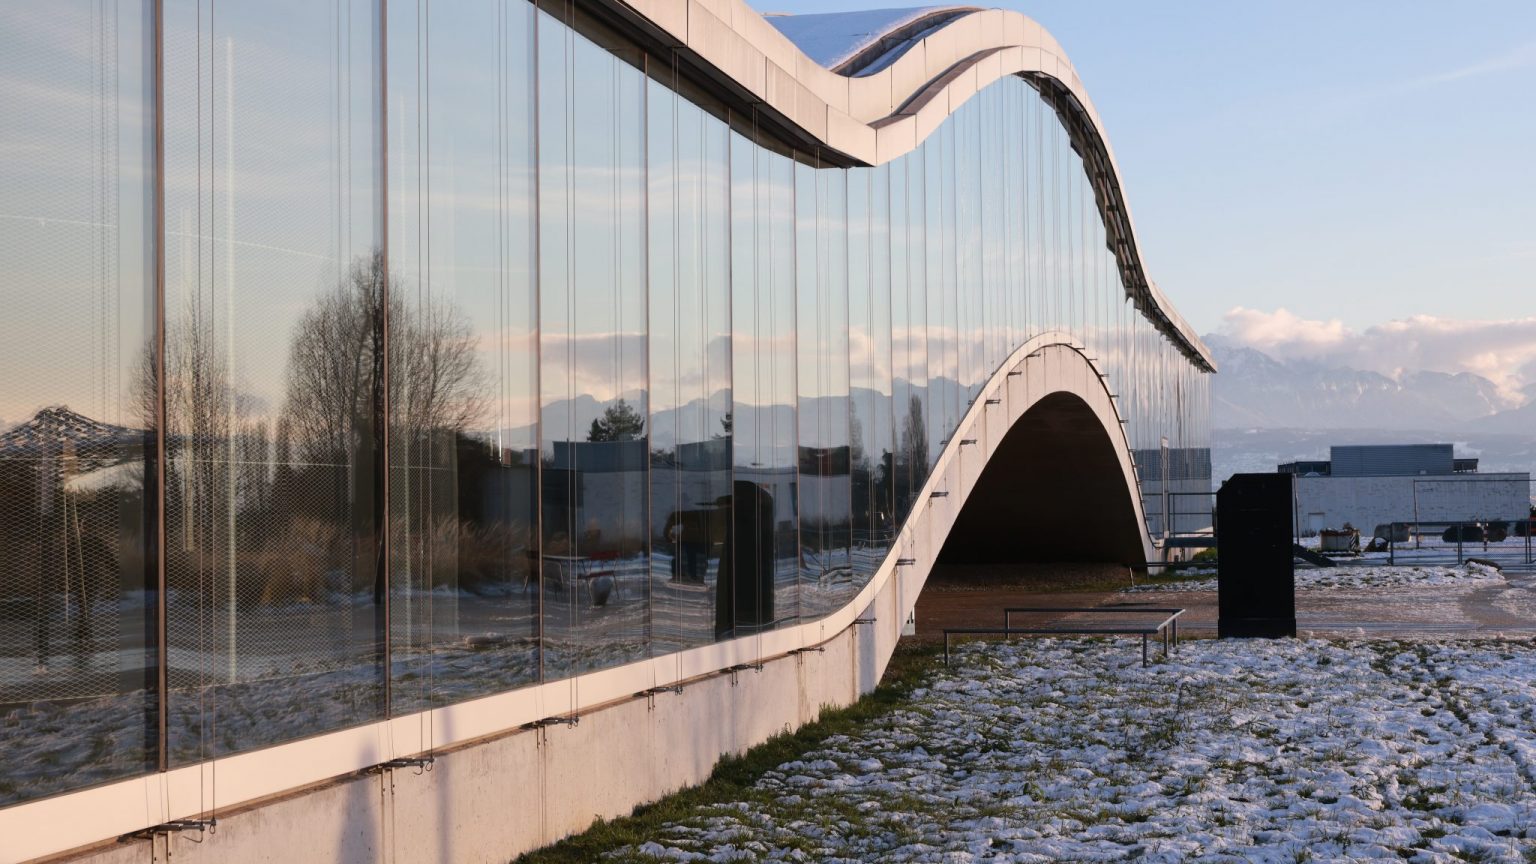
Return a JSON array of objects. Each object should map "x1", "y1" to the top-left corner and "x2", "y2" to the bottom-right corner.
[{"x1": 582, "y1": 550, "x2": 620, "y2": 607}]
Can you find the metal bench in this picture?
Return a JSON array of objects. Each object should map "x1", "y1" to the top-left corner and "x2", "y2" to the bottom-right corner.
[{"x1": 942, "y1": 606, "x2": 1186, "y2": 668}]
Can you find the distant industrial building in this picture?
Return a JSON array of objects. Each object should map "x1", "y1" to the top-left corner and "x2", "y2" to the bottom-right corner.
[{"x1": 1280, "y1": 444, "x2": 1531, "y2": 536}]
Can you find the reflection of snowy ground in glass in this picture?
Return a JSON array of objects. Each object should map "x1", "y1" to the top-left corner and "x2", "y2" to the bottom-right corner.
[
  {"x1": 1129, "y1": 563, "x2": 1508, "y2": 593},
  {"x1": 0, "y1": 544, "x2": 898, "y2": 806},
  {"x1": 618, "y1": 638, "x2": 1536, "y2": 863}
]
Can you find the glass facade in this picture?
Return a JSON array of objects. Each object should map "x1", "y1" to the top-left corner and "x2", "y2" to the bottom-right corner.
[{"x1": 0, "y1": 0, "x2": 1210, "y2": 808}]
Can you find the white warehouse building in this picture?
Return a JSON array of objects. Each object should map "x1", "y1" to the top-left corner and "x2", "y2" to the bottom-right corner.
[{"x1": 1280, "y1": 444, "x2": 1532, "y2": 537}]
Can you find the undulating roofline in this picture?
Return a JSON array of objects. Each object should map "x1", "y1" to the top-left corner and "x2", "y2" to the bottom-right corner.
[{"x1": 603, "y1": 0, "x2": 1215, "y2": 371}]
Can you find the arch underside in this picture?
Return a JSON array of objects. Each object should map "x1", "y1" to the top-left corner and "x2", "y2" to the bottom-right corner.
[
  {"x1": 938, "y1": 390, "x2": 1147, "y2": 566},
  {"x1": 908, "y1": 336, "x2": 1158, "y2": 587}
]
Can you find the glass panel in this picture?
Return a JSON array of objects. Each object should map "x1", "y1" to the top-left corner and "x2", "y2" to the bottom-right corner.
[
  {"x1": 729, "y1": 127, "x2": 796, "y2": 634},
  {"x1": 923, "y1": 137, "x2": 945, "y2": 469},
  {"x1": 388, "y1": 0, "x2": 539, "y2": 712},
  {"x1": 164, "y1": 0, "x2": 384, "y2": 764},
  {"x1": 0, "y1": 0, "x2": 155, "y2": 804},
  {"x1": 649, "y1": 75, "x2": 731, "y2": 652},
  {"x1": 800, "y1": 167, "x2": 851, "y2": 617},
  {"x1": 866, "y1": 164, "x2": 894, "y2": 576},
  {"x1": 956, "y1": 101, "x2": 982, "y2": 402},
  {"x1": 890, "y1": 152, "x2": 921, "y2": 525},
  {"x1": 847, "y1": 170, "x2": 873, "y2": 583},
  {"x1": 538, "y1": 12, "x2": 649, "y2": 679},
  {"x1": 903, "y1": 155, "x2": 931, "y2": 492},
  {"x1": 939, "y1": 123, "x2": 960, "y2": 457},
  {"x1": 762, "y1": 149, "x2": 800, "y2": 627}
]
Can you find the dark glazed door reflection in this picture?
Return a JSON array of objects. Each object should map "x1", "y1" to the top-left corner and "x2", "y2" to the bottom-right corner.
[{"x1": 718, "y1": 480, "x2": 775, "y2": 638}]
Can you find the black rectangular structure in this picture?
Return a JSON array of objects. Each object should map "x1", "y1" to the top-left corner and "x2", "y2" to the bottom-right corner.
[{"x1": 1217, "y1": 473, "x2": 1297, "y2": 638}]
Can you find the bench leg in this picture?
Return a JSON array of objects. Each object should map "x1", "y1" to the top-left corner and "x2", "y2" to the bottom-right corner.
[{"x1": 1141, "y1": 633, "x2": 1148, "y2": 668}]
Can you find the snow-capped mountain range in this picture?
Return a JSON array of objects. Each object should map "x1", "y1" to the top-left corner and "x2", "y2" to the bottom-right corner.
[
  {"x1": 1206, "y1": 334, "x2": 1526, "y2": 431},
  {"x1": 1206, "y1": 334, "x2": 1536, "y2": 481}
]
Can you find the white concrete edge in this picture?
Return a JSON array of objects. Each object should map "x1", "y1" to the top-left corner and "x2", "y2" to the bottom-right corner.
[
  {"x1": 616, "y1": 0, "x2": 1215, "y2": 371},
  {"x1": 3, "y1": 334, "x2": 1151, "y2": 864}
]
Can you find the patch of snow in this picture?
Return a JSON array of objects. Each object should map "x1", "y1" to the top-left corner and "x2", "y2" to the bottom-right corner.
[{"x1": 610, "y1": 637, "x2": 1536, "y2": 862}]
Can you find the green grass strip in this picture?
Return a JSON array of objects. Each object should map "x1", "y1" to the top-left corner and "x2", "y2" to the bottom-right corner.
[{"x1": 512, "y1": 643, "x2": 942, "y2": 864}]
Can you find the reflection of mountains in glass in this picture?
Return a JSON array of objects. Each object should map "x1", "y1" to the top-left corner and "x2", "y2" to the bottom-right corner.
[{"x1": 516, "y1": 378, "x2": 966, "y2": 461}]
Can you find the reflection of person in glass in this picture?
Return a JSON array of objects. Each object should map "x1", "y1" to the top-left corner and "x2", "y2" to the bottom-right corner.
[{"x1": 664, "y1": 508, "x2": 710, "y2": 585}]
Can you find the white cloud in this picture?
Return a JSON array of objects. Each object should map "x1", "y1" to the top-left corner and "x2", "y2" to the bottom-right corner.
[{"x1": 1218, "y1": 307, "x2": 1536, "y2": 407}]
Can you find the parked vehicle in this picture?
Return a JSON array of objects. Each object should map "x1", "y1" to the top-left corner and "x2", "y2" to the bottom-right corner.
[{"x1": 1442, "y1": 523, "x2": 1508, "y2": 543}]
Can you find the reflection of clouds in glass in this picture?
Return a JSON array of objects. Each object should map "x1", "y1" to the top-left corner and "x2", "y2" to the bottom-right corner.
[
  {"x1": 540, "y1": 330, "x2": 647, "y2": 405},
  {"x1": 848, "y1": 327, "x2": 892, "y2": 395},
  {"x1": 0, "y1": 2, "x2": 150, "y2": 427}
]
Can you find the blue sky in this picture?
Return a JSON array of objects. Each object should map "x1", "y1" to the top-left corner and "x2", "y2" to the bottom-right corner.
[{"x1": 753, "y1": 0, "x2": 1536, "y2": 342}]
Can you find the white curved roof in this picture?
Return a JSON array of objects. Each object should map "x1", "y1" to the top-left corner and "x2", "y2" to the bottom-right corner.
[
  {"x1": 763, "y1": 6, "x2": 976, "y2": 74},
  {"x1": 619, "y1": 0, "x2": 1213, "y2": 370}
]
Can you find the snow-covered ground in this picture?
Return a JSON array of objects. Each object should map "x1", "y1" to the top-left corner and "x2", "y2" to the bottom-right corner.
[
  {"x1": 611, "y1": 638, "x2": 1536, "y2": 863},
  {"x1": 1128, "y1": 563, "x2": 1507, "y2": 593}
]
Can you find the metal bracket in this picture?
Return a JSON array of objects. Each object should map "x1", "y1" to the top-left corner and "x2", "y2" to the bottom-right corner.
[
  {"x1": 522, "y1": 715, "x2": 579, "y2": 731},
  {"x1": 930, "y1": 491, "x2": 949, "y2": 498},
  {"x1": 788, "y1": 646, "x2": 825, "y2": 656},
  {"x1": 985, "y1": 398, "x2": 1002, "y2": 404},
  {"x1": 895, "y1": 558, "x2": 916, "y2": 566},
  {"x1": 852, "y1": 618, "x2": 875, "y2": 625},
  {"x1": 362, "y1": 756, "x2": 435, "y2": 776},
  {"x1": 959, "y1": 439, "x2": 976, "y2": 446},
  {"x1": 635, "y1": 684, "x2": 682, "y2": 709},
  {"x1": 726, "y1": 662, "x2": 763, "y2": 686},
  {"x1": 119, "y1": 819, "x2": 217, "y2": 843}
]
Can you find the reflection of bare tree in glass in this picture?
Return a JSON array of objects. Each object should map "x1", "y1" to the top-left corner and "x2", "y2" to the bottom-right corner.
[
  {"x1": 287, "y1": 252, "x2": 484, "y2": 455},
  {"x1": 284, "y1": 251, "x2": 486, "y2": 608},
  {"x1": 897, "y1": 395, "x2": 928, "y2": 516},
  {"x1": 899, "y1": 395, "x2": 927, "y2": 474},
  {"x1": 143, "y1": 293, "x2": 236, "y2": 596},
  {"x1": 145, "y1": 251, "x2": 486, "y2": 662}
]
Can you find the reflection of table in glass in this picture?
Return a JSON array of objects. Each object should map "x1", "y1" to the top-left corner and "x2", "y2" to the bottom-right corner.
[{"x1": 541, "y1": 552, "x2": 621, "y2": 607}]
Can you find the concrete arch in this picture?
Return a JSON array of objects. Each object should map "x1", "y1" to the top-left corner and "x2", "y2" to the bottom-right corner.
[{"x1": 860, "y1": 334, "x2": 1156, "y2": 685}]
